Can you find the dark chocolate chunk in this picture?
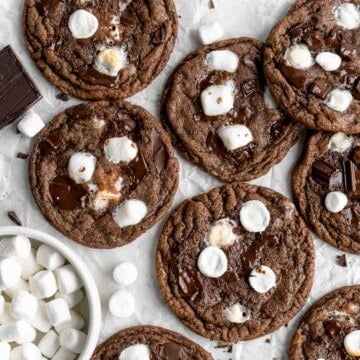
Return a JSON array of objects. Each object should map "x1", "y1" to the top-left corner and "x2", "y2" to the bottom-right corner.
[
  {"x1": 7, "y1": 211, "x2": 22, "y2": 226},
  {"x1": 312, "y1": 161, "x2": 343, "y2": 190},
  {"x1": 281, "y1": 64, "x2": 308, "y2": 89},
  {"x1": 336, "y1": 254, "x2": 347, "y2": 267},
  {"x1": 303, "y1": 31, "x2": 325, "y2": 51},
  {"x1": 354, "y1": 80, "x2": 360, "y2": 101},
  {"x1": 343, "y1": 160, "x2": 360, "y2": 199},
  {"x1": 151, "y1": 130, "x2": 168, "y2": 174},
  {"x1": 56, "y1": 93, "x2": 70, "y2": 101},
  {"x1": 309, "y1": 79, "x2": 331, "y2": 99},
  {"x1": 325, "y1": 28, "x2": 343, "y2": 50},
  {"x1": 0, "y1": 46, "x2": 42, "y2": 130},
  {"x1": 16, "y1": 152, "x2": 29, "y2": 159},
  {"x1": 289, "y1": 24, "x2": 309, "y2": 44},
  {"x1": 340, "y1": 43, "x2": 358, "y2": 61},
  {"x1": 352, "y1": 147, "x2": 360, "y2": 166}
]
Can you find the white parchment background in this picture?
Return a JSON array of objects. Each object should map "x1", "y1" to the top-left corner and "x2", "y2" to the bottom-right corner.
[{"x1": 0, "y1": 0, "x2": 359, "y2": 359}]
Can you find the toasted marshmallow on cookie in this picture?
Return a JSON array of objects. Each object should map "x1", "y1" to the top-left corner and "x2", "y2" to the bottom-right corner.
[
  {"x1": 333, "y1": 3, "x2": 360, "y2": 30},
  {"x1": 201, "y1": 82, "x2": 235, "y2": 116},
  {"x1": 207, "y1": 218, "x2": 238, "y2": 247},
  {"x1": 284, "y1": 44, "x2": 314, "y2": 70},
  {"x1": 104, "y1": 136, "x2": 138, "y2": 164},
  {"x1": 68, "y1": 152, "x2": 96, "y2": 184},
  {"x1": 240, "y1": 200, "x2": 270, "y2": 233},
  {"x1": 326, "y1": 89, "x2": 353, "y2": 112},
  {"x1": 120, "y1": 344, "x2": 150, "y2": 360},
  {"x1": 249, "y1": 265, "x2": 276, "y2": 294},
  {"x1": 94, "y1": 46, "x2": 128, "y2": 77},
  {"x1": 197, "y1": 246, "x2": 228, "y2": 278},
  {"x1": 218, "y1": 124, "x2": 253, "y2": 151},
  {"x1": 316, "y1": 52, "x2": 342, "y2": 71},
  {"x1": 325, "y1": 191, "x2": 348, "y2": 213},
  {"x1": 328, "y1": 132, "x2": 352, "y2": 152},
  {"x1": 223, "y1": 303, "x2": 251, "y2": 323},
  {"x1": 205, "y1": 50, "x2": 239, "y2": 73},
  {"x1": 344, "y1": 330, "x2": 360, "y2": 356},
  {"x1": 112, "y1": 199, "x2": 147, "y2": 228},
  {"x1": 68, "y1": 9, "x2": 99, "y2": 39}
]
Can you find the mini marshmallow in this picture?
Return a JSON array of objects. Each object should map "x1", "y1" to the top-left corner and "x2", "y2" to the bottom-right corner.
[
  {"x1": 68, "y1": 9, "x2": 99, "y2": 39},
  {"x1": 0, "y1": 320, "x2": 36, "y2": 344},
  {"x1": 113, "y1": 199, "x2": 148, "y2": 228},
  {"x1": 10, "y1": 344, "x2": 41, "y2": 360},
  {"x1": 18, "y1": 249, "x2": 43, "y2": 280},
  {"x1": 264, "y1": 87, "x2": 278, "y2": 109},
  {"x1": 59, "y1": 328, "x2": 86, "y2": 354},
  {"x1": 198, "y1": 22, "x2": 224, "y2": 45},
  {"x1": 109, "y1": 290, "x2": 135, "y2": 318},
  {"x1": 328, "y1": 132, "x2": 353, "y2": 152},
  {"x1": 326, "y1": 89, "x2": 353, "y2": 112},
  {"x1": 0, "y1": 303, "x2": 15, "y2": 324},
  {"x1": 0, "y1": 258, "x2": 21, "y2": 290},
  {"x1": 0, "y1": 235, "x2": 31, "y2": 258},
  {"x1": 325, "y1": 191, "x2": 348, "y2": 213},
  {"x1": 52, "y1": 347, "x2": 76, "y2": 360},
  {"x1": 17, "y1": 113, "x2": 45, "y2": 138},
  {"x1": 4, "y1": 278, "x2": 30, "y2": 299},
  {"x1": 0, "y1": 341, "x2": 10, "y2": 360},
  {"x1": 344, "y1": 330, "x2": 360, "y2": 356},
  {"x1": 68, "y1": 152, "x2": 97, "y2": 184},
  {"x1": 10, "y1": 291, "x2": 38, "y2": 321},
  {"x1": 201, "y1": 83, "x2": 235, "y2": 116},
  {"x1": 333, "y1": 3, "x2": 360, "y2": 29},
  {"x1": 207, "y1": 218, "x2": 238, "y2": 247},
  {"x1": 55, "y1": 310, "x2": 85, "y2": 332},
  {"x1": 55, "y1": 289, "x2": 84, "y2": 309},
  {"x1": 104, "y1": 136, "x2": 138, "y2": 164},
  {"x1": 46, "y1": 298, "x2": 71, "y2": 327},
  {"x1": 38, "y1": 330, "x2": 60, "y2": 358},
  {"x1": 218, "y1": 124, "x2": 253, "y2": 151},
  {"x1": 315, "y1": 52, "x2": 342, "y2": 71},
  {"x1": 94, "y1": 46, "x2": 128, "y2": 77},
  {"x1": 223, "y1": 303, "x2": 251, "y2": 323},
  {"x1": 120, "y1": 344, "x2": 150, "y2": 360},
  {"x1": 30, "y1": 301, "x2": 51, "y2": 333},
  {"x1": 240, "y1": 200, "x2": 270, "y2": 233},
  {"x1": 36, "y1": 244, "x2": 65, "y2": 271},
  {"x1": 249, "y1": 265, "x2": 276, "y2": 294},
  {"x1": 205, "y1": 50, "x2": 239, "y2": 73},
  {"x1": 29, "y1": 270, "x2": 58, "y2": 299},
  {"x1": 113, "y1": 262, "x2": 138, "y2": 286},
  {"x1": 54, "y1": 265, "x2": 82, "y2": 294},
  {"x1": 284, "y1": 44, "x2": 314, "y2": 70},
  {"x1": 197, "y1": 246, "x2": 228, "y2": 278}
]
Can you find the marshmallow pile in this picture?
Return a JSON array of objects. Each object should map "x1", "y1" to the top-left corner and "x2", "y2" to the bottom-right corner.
[
  {"x1": 197, "y1": 200, "x2": 277, "y2": 324},
  {"x1": 108, "y1": 262, "x2": 138, "y2": 319},
  {"x1": 0, "y1": 235, "x2": 87, "y2": 360}
]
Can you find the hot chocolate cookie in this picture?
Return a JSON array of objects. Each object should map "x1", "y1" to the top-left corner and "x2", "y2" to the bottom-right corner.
[
  {"x1": 23, "y1": 0, "x2": 178, "y2": 100},
  {"x1": 29, "y1": 101, "x2": 179, "y2": 249},
  {"x1": 290, "y1": 286, "x2": 360, "y2": 360},
  {"x1": 91, "y1": 326, "x2": 213, "y2": 359},
  {"x1": 292, "y1": 131, "x2": 360, "y2": 254},
  {"x1": 161, "y1": 38, "x2": 303, "y2": 183},
  {"x1": 265, "y1": 0, "x2": 360, "y2": 133},
  {"x1": 156, "y1": 183, "x2": 314, "y2": 342}
]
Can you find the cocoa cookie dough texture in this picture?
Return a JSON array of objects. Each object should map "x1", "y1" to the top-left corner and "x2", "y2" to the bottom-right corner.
[{"x1": 23, "y1": 0, "x2": 178, "y2": 100}]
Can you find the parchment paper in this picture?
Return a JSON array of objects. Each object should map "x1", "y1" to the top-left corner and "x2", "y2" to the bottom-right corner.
[{"x1": 1, "y1": 1, "x2": 359, "y2": 359}]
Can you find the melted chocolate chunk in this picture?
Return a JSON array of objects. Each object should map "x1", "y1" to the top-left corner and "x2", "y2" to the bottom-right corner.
[
  {"x1": 309, "y1": 79, "x2": 331, "y2": 99},
  {"x1": 124, "y1": 153, "x2": 148, "y2": 189},
  {"x1": 39, "y1": 132, "x2": 63, "y2": 156},
  {"x1": 303, "y1": 31, "x2": 325, "y2": 51},
  {"x1": 151, "y1": 130, "x2": 168, "y2": 174},
  {"x1": 178, "y1": 266, "x2": 203, "y2": 301},
  {"x1": 343, "y1": 160, "x2": 360, "y2": 199},
  {"x1": 324, "y1": 320, "x2": 345, "y2": 338},
  {"x1": 325, "y1": 28, "x2": 343, "y2": 50},
  {"x1": 49, "y1": 176, "x2": 87, "y2": 210},
  {"x1": 7, "y1": 211, "x2": 22, "y2": 226},
  {"x1": 335, "y1": 64, "x2": 359, "y2": 87},
  {"x1": 281, "y1": 64, "x2": 308, "y2": 89},
  {"x1": 354, "y1": 80, "x2": 360, "y2": 101},
  {"x1": 158, "y1": 342, "x2": 184, "y2": 360},
  {"x1": 312, "y1": 161, "x2": 343, "y2": 190}
]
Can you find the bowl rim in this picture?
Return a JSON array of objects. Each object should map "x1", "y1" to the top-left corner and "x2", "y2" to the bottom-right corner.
[{"x1": 0, "y1": 226, "x2": 101, "y2": 360}]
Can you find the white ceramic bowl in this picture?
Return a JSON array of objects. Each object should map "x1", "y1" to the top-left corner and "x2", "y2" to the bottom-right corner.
[{"x1": 0, "y1": 226, "x2": 101, "y2": 360}]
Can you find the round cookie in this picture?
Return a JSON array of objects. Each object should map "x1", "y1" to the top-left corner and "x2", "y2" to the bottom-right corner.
[
  {"x1": 264, "y1": 0, "x2": 360, "y2": 133},
  {"x1": 292, "y1": 131, "x2": 360, "y2": 254},
  {"x1": 23, "y1": 0, "x2": 177, "y2": 100},
  {"x1": 161, "y1": 38, "x2": 303, "y2": 183},
  {"x1": 29, "y1": 101, "x2": 179, "y2": 249},
  {"x1": 156, "y1": 183, "x2": 314, "y2": 342},
  {"x1": 91, "y1": 325, "x2": 213, "y2": 359},
  {"x1": 290, "y1": 286, "x2": 360, "y2": 359}
]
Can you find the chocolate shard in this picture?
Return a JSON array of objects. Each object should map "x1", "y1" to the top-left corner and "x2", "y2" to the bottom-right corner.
[
  {"x1": 7, "y1": 211, "x2": 22, "y2": 226},
  {"x1": 56, "y1": 93, "x2": 70, "y2": 101},
  {"x1": 312, "y1": 161, "x2": 343, "y2": 190},
  {"x1": 0, "y1": 46, "x2": 42, "y2": 130},
  {"x1": 309, "y1": 78, "x2": 331, "y2": 99},
  {"x1": 281, "y1": 64, "x2": 308, "y2": 89},
  {"x1": 343, "y1": 160, "x2": 360, "y2": 199},
  {"x1": 151, "y1": 130, "x2": 168, "y2": 174}
]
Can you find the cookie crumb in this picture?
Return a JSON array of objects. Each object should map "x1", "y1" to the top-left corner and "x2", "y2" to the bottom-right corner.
[
  {"x1": 265, "y1": 338, "x2": 271, "y2": 343},
  {"x1": 336, "y1": 254, "x2": 347, "y2": 267},
  {"x1": 16, "y1": 152, "x2": 29, "y2": 159},
  {"x1": 56, "y1": 93, "x2": 70, "y2": 101},
  {"x1": 7, "y1": 211, "x2": 22, "y2": 226}
]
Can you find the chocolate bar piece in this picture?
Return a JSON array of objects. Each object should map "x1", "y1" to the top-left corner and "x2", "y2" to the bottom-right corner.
[
  {"x1": 312, "y1": 161, "x2": 343, "y2": 190},
  {"x1": 343, "y1": 160, "x2": 360, "y2": 199},
  {"x1": 0, "y1": 46, "x2": 42, "y2": 130}
]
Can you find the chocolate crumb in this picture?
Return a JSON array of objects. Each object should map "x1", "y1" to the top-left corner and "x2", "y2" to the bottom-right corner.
[
  {"x1": 336, "y1": 254, "x2": 347, "y2": 267},
  {"x1": 56, "y1": 93, "x2": 70, "y2": 101},
  {"x1": 265, "y1": 339, "x2": 271, "y2": 343},
  {"x1": 7, "y1": 211, "x2": 22, "y2": 226},
  {"x1": 16, "y1": 152, "x2": 29, "y2": 159}
]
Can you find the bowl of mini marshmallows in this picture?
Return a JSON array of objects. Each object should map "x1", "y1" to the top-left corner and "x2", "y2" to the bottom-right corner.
[{"x1": 0, "y1": 226, "x2": 101, "y2": 360}]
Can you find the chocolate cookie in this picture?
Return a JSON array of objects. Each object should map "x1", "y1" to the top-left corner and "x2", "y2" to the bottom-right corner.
[
  {"x1": 265, "y1": 0, "x2": 360, "y2": 133},
  {"x1": 23, "y1": 0, "x2": 177, "y2": 100},
  {"x1": 29, "y1": 101, "x2": 179, "y2": 249},
  {"x1": 156, "y1": 183, "x2": 314, "y2": 342},
  {"x1": 161, "y1": 38, "x2": 303, "y2": 183},
  {"x1": 292, "y1": 131, "x2": 360, "y2": 254},
  {"x1": 91, "y1": 326, "x2": 213, "y2": 359},
  {"x1": 290, "y1": 286, "x2": 360, "y2": 359}
]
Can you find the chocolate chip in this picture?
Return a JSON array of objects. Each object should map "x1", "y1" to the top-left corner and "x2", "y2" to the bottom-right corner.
[
  {"x1": 16, "y1": 152, "x2": 29, "y2": 159},
  {"x1": 312, "y1": 161, "x2": 343, "y2": 190},
  {"x1": 56, "y1": 93, "x2": 70, "y2": 101},
  {"x1": 303, "y1": 31, "x2": 325, "y2": 51},
  {"x1": 7, "y1": 211, "x2": 22, "y2": 226},
  {"x1": 336, "y1": 254, "x2": 347, "y2": 267},
  {"x1": 309, "y1": 78, "x2": 331, "y2": 99},
  {"x1": 281, "y1": 64, "x2": 308, "y2": 89}
]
